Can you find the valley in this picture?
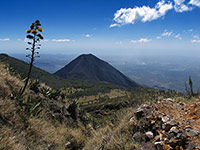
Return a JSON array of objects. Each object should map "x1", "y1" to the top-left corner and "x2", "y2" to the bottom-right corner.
[{"x1": 11, "y1": 53, "x2": 200, "y2": 92}]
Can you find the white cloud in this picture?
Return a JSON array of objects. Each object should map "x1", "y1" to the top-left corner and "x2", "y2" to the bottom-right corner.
[
  {"x1": 175, "y1": 34, "x2": 182, "y2": 40},
  {"x1": 85, "y1": 34, "x2": 91, "y2": 38},
  {"x1": 110, "y1": 24, "x2": 119, "y2": 28},
  {"x1": 157, "y1": 36, "x2": 161, "y2": 39},
  {"x1": 173, "y1": 0, "x2": 192, "y2": 12},
  {"x1": 174, "y1": 3, "x2": 192, "y2": 12},
  {"x1": 110, "y1": 0, "x2": 200, "y2": 27},
  {"x1": 174, "y1": 0, "x2": 186, "y2": 5},
  {"x1": 193, "y1": 35, "x2": 199, "y2": 39},
  {"x1": 161, "y1": 30, "x2": 173, "y2": 37},
  {"x1": 0, "y1": 38, "x2": 10, "y2": 41},
  {"x1": 110, "y1": 0, "x2": 173, "y2": 27},
  {"x1": 157, "y1": 30, "x2": 182, "y2": 40},
  {"x1": 130, "y1": 38, "x2": 152, "y2": 44},
  {"x1": 52, "y1": 39, "x2": 70, "y2": 42},
  {"x1": 191, "y1": 39, "x2": 200, "y2": 43},
  {"x1": 189, "y1": 0, "x2": 200, "y2": 7}
]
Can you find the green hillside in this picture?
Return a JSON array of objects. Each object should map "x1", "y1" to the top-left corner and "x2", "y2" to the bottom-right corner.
[
  {"x1": 0, "y1": 54, "x2": 188, "y2": 150},
  {"x1": 0, "y1": 53, "x2": 121, "y2": 93}
]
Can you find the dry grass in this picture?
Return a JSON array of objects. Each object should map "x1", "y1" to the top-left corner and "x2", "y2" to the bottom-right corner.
[
  {"x1": 0, "y1": 98, "x2": 21, "y2": 126},
  {"x1": 0, "y1": 126, "x2": 27, "y2": 150},
  {"x1": 27, "y1": 117, "x2": 69, "y2": 149},
  {"x1": 84, "y1": 107, "x2": 138, "y2": 150},
  {"x1": 78, "y1": 89, "x2": 128, "y2": 104},
  {"x1": 0, "y1": 62, "x2": 88, "y2": 150},
  {"x1": 0, "y1": 98, "x2": 28, "y2": 150},
  {"x1": 0, "y1": 63, "x2": 24, "y2": 98}
]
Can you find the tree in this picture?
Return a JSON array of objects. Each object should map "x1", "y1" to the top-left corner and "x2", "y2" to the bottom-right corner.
[
  {"x1": 189, "y1": 75, "x2": 194, "y2": 97},
  {"x1": 20, "y1": 20, "x2": 44, "y2": 95}
]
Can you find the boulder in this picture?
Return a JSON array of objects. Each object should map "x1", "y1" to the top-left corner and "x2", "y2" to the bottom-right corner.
[
  {"x1": 163, "y1": 98, "x2": 175, "y2": 103},
  {"x1": 162, "y1": 115, "x2": 170, "y2": 123},
  {"x1": 133, "y1": 132, "x2": 145, "y2": 142},
  {"x1": 185, "y1": 128, "x2": 199, "y2": 136},
  {"x1": 145, "y1": 131, "x2": 154, "y2": 140},
  {"x1": 187, "y1": 142, "x2": 197, "y2": 150},
  {"x1": 135, "y1": 108, "x2": 145, "y2": 120},
  {"x1": 154, "y1": 141, "x2": 162, "y2": 150},
  {"x1": 162, "y1": 121, "x2": 175, "y2": 131}
]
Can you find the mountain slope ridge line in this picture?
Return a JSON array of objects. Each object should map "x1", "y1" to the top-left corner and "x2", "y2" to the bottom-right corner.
[{"x1": 54, "y1": 54, "x2": 140, "y2": 87}]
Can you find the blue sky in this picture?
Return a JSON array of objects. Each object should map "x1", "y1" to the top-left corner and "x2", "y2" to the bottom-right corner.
[{"x1": 0, "y1": 0, "x2": 200, "y2": 56}]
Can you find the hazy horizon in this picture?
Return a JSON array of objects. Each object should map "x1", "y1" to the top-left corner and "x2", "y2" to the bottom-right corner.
[{"x1": 4, "y1": 53, "x2": 200, "y2": 93}]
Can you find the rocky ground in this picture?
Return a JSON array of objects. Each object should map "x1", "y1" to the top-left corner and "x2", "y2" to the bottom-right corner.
[{"x1": 131, "y1": 98, "x2": 200, "y2": 150}]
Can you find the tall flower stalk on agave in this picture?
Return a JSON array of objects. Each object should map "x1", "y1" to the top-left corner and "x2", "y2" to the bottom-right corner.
[{"x1": 20, "y1": 20, "x2": 44, "y2": 95}]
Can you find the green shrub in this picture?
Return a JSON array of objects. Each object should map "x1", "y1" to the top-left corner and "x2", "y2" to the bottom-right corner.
[
  {"x1": 29, "y1": 79, "x2": 40, "y2": 93},
  {"x1": 68, "y1": 99, "x2": 79, "y2": 120},
  {"x1": 18, "y1": 96, "x2": 42, "y2": 116},
  {"x1": 40, "y1": 87, "x2": 60, "y2": 100}
]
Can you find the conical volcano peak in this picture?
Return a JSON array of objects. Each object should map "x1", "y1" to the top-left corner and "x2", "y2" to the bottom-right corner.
[
  {"x1": 80, "y1": 53, "x2": 94, "y2": 57},
  {"x1": 54, "y1": 54, "x2": 140, "y2": 87},
  {"x1": 78, "y1": 53, "x2": 101, "y2": 61}
]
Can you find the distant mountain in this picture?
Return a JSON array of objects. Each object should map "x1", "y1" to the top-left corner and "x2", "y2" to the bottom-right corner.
[
  {"x1": 0, "y1": 53, "x2": 121, "y2": 91},
  {"x1": 54, "y1": 54, "x2": 140, "y2": 87}
]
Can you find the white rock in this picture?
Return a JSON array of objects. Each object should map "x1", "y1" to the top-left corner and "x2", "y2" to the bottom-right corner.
[
  {"x1": 145, "y1": 131, "x2": 154, "y2": 139},
  {"x1": 163, "y1": 98, "x2": 175, "y2": 103}
]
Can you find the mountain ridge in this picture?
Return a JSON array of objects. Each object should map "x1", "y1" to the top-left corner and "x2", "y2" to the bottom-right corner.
[
  {"x1": 55, "y1": 54, "x2": 140, "y2": 87},
  {"x1": 0, "y1": 53, "x2": 120, "y2": 91}
]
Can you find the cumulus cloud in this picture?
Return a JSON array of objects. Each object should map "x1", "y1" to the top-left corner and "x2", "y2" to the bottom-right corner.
[
  {"x1": 157, "y1": 36, "x2": 161, "y2": 39},
  {"x1": 189, "y1": 0, "x2": 200, "y2": 7},
  {"x1": 85, "y1": 34, "x2": 91, "y2": 38},
  {"x1": 161, "y1": 30, "x2": 173, "y2": 37},
  {"x1": 191, "y1": 39, "x2": 200, "y2": 43},
  {"x1": 174, "y1": 0, "x2": 185, "y2": 5},
  {"x1": 130, "y1": 38, "x2": 152, "y2": 44},
  {"x1": 110, "y1": 24, "x2": 118, "y2": 28},
  {"x1": 110, "y1": 0, "x2": 173, "y2": 27},
  {"x1": 111, "y1": 0, "x2": 200, "y2": 27},
  {"x1": 174, "y1": 3, "x2": 192, "y2": 12},
  {"x1": 52, "y1": 39, "x2": 70, "y2": 42},
  {"x1": 173, "y1": 0, "x2": 193, "y2": 12},
  {"x1": 0, "y1": 38, "x2": 10, "y2": 41},
  {"x1": 175, "y1": 34, "x2": 182, "y2": 40},
  {"x1": 157, "y1": 30, "x2": 182, "y2": 40}
]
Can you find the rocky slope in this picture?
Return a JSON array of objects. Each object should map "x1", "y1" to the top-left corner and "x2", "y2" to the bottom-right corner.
[{"x1": 132, "y1": 98, "x2": 200, "y2": 150}]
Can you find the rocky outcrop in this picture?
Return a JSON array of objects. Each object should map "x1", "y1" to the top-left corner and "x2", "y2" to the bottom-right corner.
[{"x1": 131, "y1": 98, "x2": 200, "y2": 150}]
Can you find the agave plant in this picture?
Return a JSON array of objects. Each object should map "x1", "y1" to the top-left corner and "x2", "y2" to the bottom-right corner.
[{"x1": 20, "y1": 20, "x2": 44, "y2": 95}]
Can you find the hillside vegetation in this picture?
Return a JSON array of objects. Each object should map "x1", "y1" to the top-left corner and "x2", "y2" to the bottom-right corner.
[
  {"x1": 1, "y1": 55, "x2": 199, "y2": 150},
  {"x1": 0, "y1": 54, "x2": 121, "y2": 92}
]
